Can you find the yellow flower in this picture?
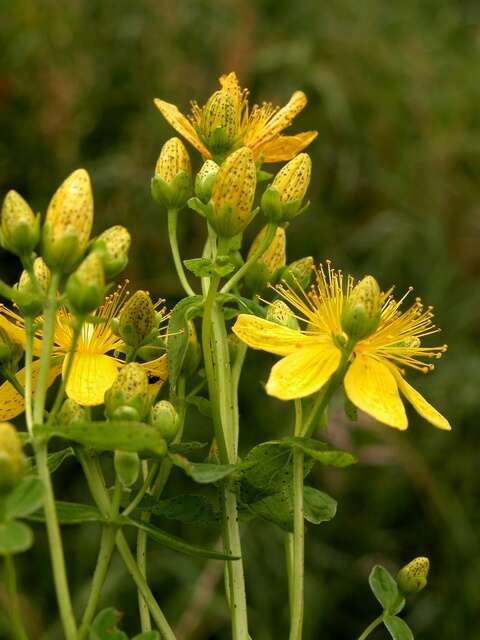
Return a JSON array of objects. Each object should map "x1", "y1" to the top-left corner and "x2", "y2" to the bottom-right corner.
[
  {"x1": 233, "y1": 263, "x2": 451, "y2": 431},
  {"x1": 154, "y1": 71, "x2": 318, "y2": 162},
  {"x1": 0, "y1": 285, "x2": 168, "y2": 420}
]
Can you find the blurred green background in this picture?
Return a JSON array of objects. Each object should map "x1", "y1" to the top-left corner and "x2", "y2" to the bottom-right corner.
[{"x1": 1, "y1": 0, "x2": 480, "y2": 638}]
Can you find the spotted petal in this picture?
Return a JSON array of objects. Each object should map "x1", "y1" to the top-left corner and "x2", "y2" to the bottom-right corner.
[
  {"x1": 154, "y1": 99, "x2": 211, "y2": 158},
  {"x1": 266, "y1": 342, "x2": 341, "y2": 400},
  {"x1": 140, "y1": 354, "x2": 168, "y2": 399},
  {"x1": 391, "y1": 368, "x2": 451, "y2": 431},
  {"x1": 0, "y1": 307, "x2": 42, "y2": 355},
  {"x1": 260, "y1": 131, "x2": 318, "y2": 163},
  {"x1": 249, "y1": 91, "x2": 308, "y2": 152},
  {"x1": 344, "y1": 354, "x2": 408, "y2": 430},
  {"x1": 233, "y1": 314, "x2": 311, "y2": 356},
  {"x1": 65, "y1": 353, "x2": 120, "y2": 406}
]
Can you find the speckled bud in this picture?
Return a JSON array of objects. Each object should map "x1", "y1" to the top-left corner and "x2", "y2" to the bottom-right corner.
[
  {"x1": 397, "y1": 557, "x2": 430, "y2": 596},
  {"x1": 341, "y1": 275, "x2": 382, "y2": 340},
  {"x1": 18, "y1": 257, "x2": 51, "y2": 294},
  {"x1": 245, "y1": 226, "x2": 286, "y2": 294},
  {"x1": 266, "y1": 300, "x2": 299, "y2": 330},
  {"x1": 150, "y1": 400, "x2": 179, "y2": 443},
  {"x1": 152, "y1": 138, "x2": 192, "y2": 209},
  {"x1": 261, "y1": 154, "x2": 311, "y2": 223},
  {"x1": 118, "y1": 291, "x2": 156, "y2": 347},
  {"x1": 42, "y1": 169, "x2": 94, "y2": 272},
  {"x1": 201, "y1": 90, "x2": 238, "y2": 156},
  {"x1": 91, "y1": 225, "x2": 131, "y2": 278},
  {"x1": 279, "y1": 256, "x2": 314, "y2": 292},
  {"x1": 56, "y1": 398, "x2": 88, "y2": 425},
  {"x1": 1, "y1": 191, "x2": 40, "y2": 257},
  {"x1": 0, "y1": 422, "x2": 26, "y2": 494},
  {"x1": 15, "y1": 257, "x2": 50, "y2": 318},
  {"x1": 104, "y1": 363, "x2": 151, "y2": 422},
  {"x1": 209, "y1": 147, "x2": 257, "y2": 237},
  {"x1": 66, "y1": 252, "x2": 105, "y2": 315},
  {"x1": 195, "y1": 160, "x2": 220, "y2": 202}
]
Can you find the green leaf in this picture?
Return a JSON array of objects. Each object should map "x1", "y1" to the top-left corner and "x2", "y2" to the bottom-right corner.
[
  {"x1": 136, "y1": 494, "x2": 219, "y2": 524},
  {"x1": 5, "y1": 476, "x2": 45, "y2": 520},
  {"x1": 26, "y1": 447, "x2": 75, "y2": 475},
  {"x1": 217, "y1": 294, "x2": 266, "y2": 318},
  {"x1": 186, "y1": 395, "x2": 212, "y2": 417},
  {"x1": 90, "y1": 608, "x2": 128, "y2": 640},
  {"x1": 132, "y1": 633, "x2": 160, "y2": 640},
  {"x1": 28, "y1": 501, "x2": 104, "y2": 525},
  {"x1": 169, "y1": 453, "x2": 237, "y2": 483},
  {"x1": 281, "y1": 437, "x2": 357, "y2": 468},
  {"x1": 35, "y1": 421, "x2": 167, "y2": 457},
  {"x1": 246, "y1": 492, "x2": 293, "y2": 531},
  {"x1": 168, "y1": 442, "x2": 207, "y2": 455},
  {"x1": 384, "y1": 615, "x2": 414, "y2": 640},
  {"x1": 125, "y1": 517, "x2": 237, "y2": 560},
  {"x1": 344, "y1": 397, "x2": 358, "y2": 422},
  {"x1": 303, "y1": 486, "x2": 337, "y2": 524},
  {"x1": 369, "y1": 565, "x2": 399, "y2": 611},
  {"x1": 183, "y1": 258, "x2": 216, "y2": 277},
  {"x1": 0, "y1": 521, "x2": 33, "y2": 554},
  {"x1": 167, "y1": 296, "x2": 203, "y2": 389}
]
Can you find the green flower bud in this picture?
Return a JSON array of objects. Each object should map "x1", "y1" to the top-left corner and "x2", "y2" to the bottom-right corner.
[
  {"x1": 261, "y1": 153, "x2": 311, "y2": 223},
  {"x1": 15, "y1": 257, "x2": 50, "y2": 318},
  {"x1": 201, "y1": 90, "x2": 238, "y2": 156},
  {"x1": 42, "y1": 169, "x2": 94, "y2": 273},
  {"x1": 208, "y1": 147, "x2": 257, "y2": 238},
  {"x1": 341, "y1": 275, "x2": 382, "y2": 340},
  {"x1": 195, "y1": 160, "x2": 220, "y2": 202},
  {"x1": 0, "y1": 327, "x2": 23, "y2": 368},
  {"x1": 118, "y1": 291, "x2": 156, "y2": 347},
  {"x1": 1, "y1": 191, "x2": 40, "y2": 257},
  {"x1": 90, "y1": 225, "x2": 131, "y2": 278},
  {"x1": 151, "y1": 137, "x2": 193, "y2": 209},
  {"x1": 182, "y1": 321, "x2": 201, "y2": 376},
  {"x1": 66, "y1": 252, "x2": 105, "y2": 315},
  {"x1": 150, "y1": 400, "x2": 179, "y2": 443},
  {"x1": 266, "y1": 300, "x2": 299, "y2": 330},
  {"x1": 105, "y1": 363, "x2": 151, "y2": 422},
  {"x1": 245, "y1": 226, "x2": 286, "y2": 294},
  {"x1": 56, "y1": 398, "x2": 88, "y2": 425},
  {"x1": 397, "y1": 557, "x2": 430, "y2": 596},
  {"x1": 114, "y1": 450, "x2": 140, "y2": 488},
  {"x1": 279, "y1": 256, "x2": 314, "y2": 292},
  {"x1": 0, "y1": 422, "x2": 26, "y2": 494}
]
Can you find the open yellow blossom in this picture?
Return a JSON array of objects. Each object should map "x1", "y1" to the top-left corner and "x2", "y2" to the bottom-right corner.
[
  {"x1": 233, "y1": 263, "x2": 451, "y2": 431},
  {"x1": 0, "y1": 285, "x2": 168, "y2": 420},
  {"x1": 154, "y1": 71, "x2": 318, "y2": 162}
]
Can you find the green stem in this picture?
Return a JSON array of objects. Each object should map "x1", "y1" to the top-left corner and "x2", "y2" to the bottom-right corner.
[
  {"x1": 24, "y1": 318, "x2": 35, "y2": 433},
  {"x1": 0, "y1": 367, "x2": 25, "y2": 397},
  {"x1": 137, "y1": 461, "x2": 153, "y2": 632},
  {"x1": 4, "y1": 555, "x2": 29, "y2": 640},
  {"x1": 48, "y1": 318, "x2": 83, "y2": 422},
  {"x1": 220, "y1": 221, "x2": 277, "y2": 294},
  {"x1": 357, "y1": 615, "x2": 384, "y2": 640},
  {"x1": 167, "y1": 208, "x2": 196, "y2": 297}
]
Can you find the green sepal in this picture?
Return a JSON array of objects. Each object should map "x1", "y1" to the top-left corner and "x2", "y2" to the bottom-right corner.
[
  {"x1": 151, "y1": 172, "x2": 192, "y2": 209},
  {"x1": 187, "y1": 196, "x2": 210, "y2": 217},
  {"x1": 257, "y1": 169, "x2": 274, "y2": 182},
  {"x1": 261, "y1": 185, "x2": 305, "y2": 223},
  {"x1": 207, "y1": 202, "x2": 259, "y2": 239},
  {"x1": 0, "y1": 212, "x2": 40, "y2": 257},
  {"x1": 41, "y1": 221, "x2": 84, "y2": 273},
  {"x1": 166, "y1": 296, "x2": 203, "y2": 390}
]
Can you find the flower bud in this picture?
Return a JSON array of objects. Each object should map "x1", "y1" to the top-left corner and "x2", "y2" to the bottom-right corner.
[
  {"x1": 201, "y1": 90, "x2": 238, "y2": 156},
  {"x1": 0, "y1": 422, "x2": 26, "y2": 494},
  {"x1": 279, "y1": 256, "x2": 314, "y2": 292},
  {"x1": 266, "y1": 300, "x2": 299, "y2": 330},
  {"x1": 341, "y1": 275, "x2": 382, "y2": 340},
  {"x1": 118, "y1": 291, "x2": 156, "y2": 347},
  {"x1": 104, "y1": 363, "x2": 151, "y2": 422},
  {"x1": 150, "y1": 400, "x2": 179, "y2": 443},
  {"x1": 56, "y1": 398, "x2": 88, "y2": 425},
  {"x1": 42, "y1": 169, "x2": 94, "y2": 273},
  {"x1": 1, "y1": 191, "x2": 40, "y2": 257},
  {"x1": 66, "y1": 252, "x2": 105, "y2": 316},
  {"x1": 151, "y1": 137, "x2": 193, "y2": 209},
  {"x1": 261, "y1": 153, "x2": 311, "y2": 223},
  {"x1": 208, "y1": 147, "x2": 257, "y2": 238},
  {"x1": 90, "y1": 225, "x2": 131, "y2": 278},
  {"x1": 0, "y1": 327, "x2": 23, "y2": 368},
  {"x1": 114, "y1": 450, "x2": 140, "y2": 488},
  {"x1": 182, "y1": 321, "x2": 201, "y2": 376},
  {"x1": 15, "y1": 257, "x2": 50, "y2": 318},
  {"x1": 195, "y1": 160, "x2": 220, "y2": 202},
  {"x1": 397, "y1": 557, "x2": 430, "y2": 596},
  {"x1": 245, "y1": 226, "x2": 286, "y2": 294}
]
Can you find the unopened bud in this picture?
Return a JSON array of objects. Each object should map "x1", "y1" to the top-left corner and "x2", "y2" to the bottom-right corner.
[
  {"x1": 42, "y1": 169, "x2": 94, "y2": 272},
  {"x1": 15, "y1": 257, "x2": 50, "y2": 318},
  {"x1": 397, "y1": 557, "x2": 430, "y2": 596},
  {"x1": 66, "y1": 252, "x2": 105, "y2": 315},
  {"x1": 261, "y1": 153, "x2": 311, "y2": 223},
  {"x1": 0, "y1": 327, "x2": 23, "y2": 368},
  {"x1": 279, "y1": 256, "x2": 314, "y2": 292},
  {"x1": 150, "y1": 400, "x2": 179, "y2": 443},
  {"x1": 0, "y1": 422, "x2": 26, "y2": 494},
  {"x1": 152, "y1": 137, "x2": 193, "y2": 209},
  {"x1": 118, "y1": 291, "x2": 156, "y2": 347},
  {"x1": 201, "y1": 90, "x2": 238, "y2": 156},
  {"x1": 114, "y1": 450, "x2": 140, "y2": 488},
  {"x1": 56, "y1": 398, "x2": 88, "y2": 425},
  {"x1": 209, "y1": 147, "x2": 257, "y2": 237},
  {"x1": 341, "y1": 275, "x2": 382, "y2": 340},
  {"x1": 91, "y1": 225, "x2": 131, "y2": 278},
  {"x1": 105, "y1": 363, "x2": 151, "y2": 422},
  {"x1": 195, "y1": 160, "x2": 220, "y2": 202},
  {"x1": 245, "y1": 226, "x2": 286, "y2": 294},
  {"x1": 1, "y1": 191, "x2": 40, "y2": 257},
  {"x1": 266, "y1": 300, "x2": 299, "y2": 330},
  {"x1": 183, "y1": 321, "x2": 201, "y2": 376}
]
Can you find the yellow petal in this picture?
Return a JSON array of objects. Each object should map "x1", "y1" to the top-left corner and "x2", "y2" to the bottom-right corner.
[
  {"x1": 232, "y1": 314, "x2": 310, "y2": 356},
  {"x1": 140, "y1": 354, "x2": 169, "y2": 399},
  {"x1": 0, "y1": 358, "x2": 63, "y2": 420},
  {"x1": 219, "y1": 72, "x2": 242, "y2": 107},
  {"x1": 65, "y1": 353, "x2": 120, "y2": 406},
  {"x1": 249, "y1": 91, "x2": 308, "y2": 152},
  {"x1": 260, "y1": 131, "x2": 318, "y2": 163},
  {"x1": 344, "y1": 354, "x2": 408, "y2": 430},
  {"x1": 153, "y1": 99, "x2": 212, "y2": 159},
  {"x1": 266, "y1": 342, "x2": 341, "y2": 400},
  {"x1": 391, "y1": 368, "x2": 451, "y2": 431}
]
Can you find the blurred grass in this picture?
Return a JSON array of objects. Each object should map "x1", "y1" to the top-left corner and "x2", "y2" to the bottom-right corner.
[{"x1": 1, "y1": 1, "x2": 480, "y2": 638}]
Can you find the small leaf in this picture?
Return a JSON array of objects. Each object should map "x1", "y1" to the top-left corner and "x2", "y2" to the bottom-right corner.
[
  {"x1": 369, "y1": 565, "x2": 399, "y2": 611},
  {"x1": 26, "y1": 447, "x2": 74, "y2": 475},
  {"x1": 28, "y1": 501, "x2": 104, "y2": 525},
  {"x1": 384, "y1": 615, "x2": 414, "y2": 640},
  {"x1": 132, "y1": 633, "x2": 160, "y2": 640},
  {"x1": 169, "y1": 453, "x2": 237, "y2": 483},
  {"x1": 246, "y1": 493, "x2": 293, "y2": 531},
  {"x1": 186, "y1": 395, "x2": 212, "y2": 417},
  {"x1": 5, "y1": 476, "x2": 45, "y2": 520},
  {"x1": 90, "y1": 608, "x2": 128, "y2": 640},
  {"x1": 303, "y1": 486, "x2": 337, "y2": 524},
  {"x1": 167, "y1": 296, "x2": 203, "y2": 389},
  {"x1": 136, "y1": 494, "x2": 219, "y2": 524},
  {"x1": 184, "y1": 258, "x2": 216, "y2": 277},
  {"x1": 0, "y1": 521, "x2": 33, "y2": 554},
  {"x1": 282, "y1": 437, "x2": 357, "y2": 468},
  {"x1": 125, "y1": 517, "x2": 236, "y2": 560}
]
